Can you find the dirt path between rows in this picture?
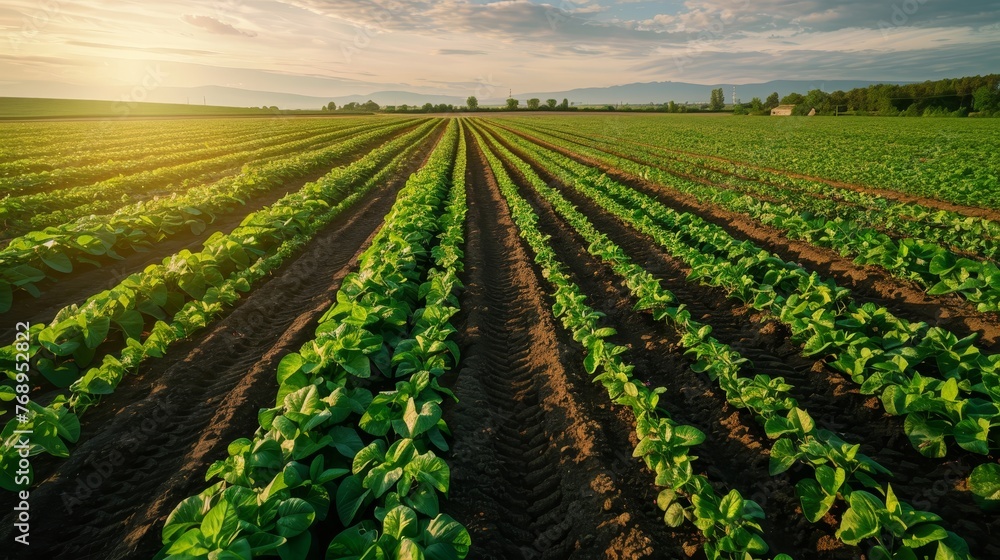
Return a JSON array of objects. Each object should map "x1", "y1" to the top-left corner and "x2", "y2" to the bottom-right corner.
[
  {"x1": 527, "y1": 122, "x2": 1000, "y2": 223},
  {"x1": 495, "y1": 124, "x2": 1000, "y2": 351},
  {"x1": 0, "y1": 126, "x2": 444, "y2": 560},
  {"x1": 0, "y1": 121, "x2": 423, "y2": 342},
  {"x1": 479, "y1": 122, "x2": 999, "y2": 559},
  {"x1": 441, "y1": 127, "x2": 694, "y2": 559}
]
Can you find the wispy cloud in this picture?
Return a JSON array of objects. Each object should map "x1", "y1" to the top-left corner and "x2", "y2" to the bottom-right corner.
[
  {"x1": 436, "y1": 49, "x2": 486, "y2": 55},
  {"x1": 0, "y1": 0, "x2": 996, "y2": 100},
  {"x1": 181, "y1": 14, "x2": 256, "y2": 37}
]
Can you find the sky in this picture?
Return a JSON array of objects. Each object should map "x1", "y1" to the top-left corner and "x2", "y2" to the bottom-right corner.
[{"x1": 1, "y1": 0, "x2": 998, "y2": 100}]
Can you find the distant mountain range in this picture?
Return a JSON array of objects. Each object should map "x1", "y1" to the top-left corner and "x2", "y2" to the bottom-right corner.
[{"x1": 2, "y1": 79, "x2": 915, "y2": 110}]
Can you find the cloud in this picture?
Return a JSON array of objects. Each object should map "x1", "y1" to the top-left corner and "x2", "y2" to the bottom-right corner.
[
  {"x1": 436, "y1": 49, "x2": 486, "y2": 55},
  {"x1": 181, "y1": 14, "x2": 256, "y2": 37},
  {"x1": 66, "y1": 40, "x2": 219, "y2": 56}
]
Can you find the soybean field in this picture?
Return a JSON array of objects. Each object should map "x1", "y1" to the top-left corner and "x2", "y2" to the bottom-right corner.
[{"x1": 2, "y1": 114, "x2": 1000, "y2": 560}]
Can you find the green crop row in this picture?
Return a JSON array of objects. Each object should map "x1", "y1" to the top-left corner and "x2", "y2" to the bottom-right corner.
[
  {"x1": 0, "y1": 119, "x2": 421, "y2": 312},
  {"x1": 0, "y1": 121, "x2": 444, "y2": 490},
  {"x1": 155, "y1": 119, "x2": 471, "y2": 560},
  {"x1": 472, "y1": 122, "x2": 788, "y2": 560},
  {"x1": 515, "y1": 119, "x2": 1000, "y2": 261},
  {"x1": 499, "y1": 121, "x2": 1000, "y2": 312},
  {"x1": 506, "y1": 115, "x2": 1000, "y2": 209},
  {"x1": 0, "y1": 119, "x2": 344, "y2": 196},
  {"x1": 476, "y1": 121, "x2": 975, "y2": 560},
  {"x1": 0, "y1": 119, "x2": 407, "y2": 236},
  {"x1": 492, "y1": 122, "x2": 1000, "y2": 459}
]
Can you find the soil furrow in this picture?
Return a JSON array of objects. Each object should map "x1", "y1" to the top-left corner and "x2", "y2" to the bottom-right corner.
[
  {"x1": 442, "y1": 127, "x2": 692, "y2": 560},
  {"x1": 521, "y1": 121, "x2": 1000, "y2": 223},
  {"x1": 0, "y1": 121, "x2": 424, "y2": 340},
  {"x1": 481, "y1": 123, "x2": 999, "y2": 559},
  {"x1": 0, "y1": 126, "x2": 444, "y2": 560},
  {"x1": 494, "y1": 123, "x2": 1000, "y2": 350},
  {"x1": 477, "y1": 127, "x2": 839, "y2": 558}
]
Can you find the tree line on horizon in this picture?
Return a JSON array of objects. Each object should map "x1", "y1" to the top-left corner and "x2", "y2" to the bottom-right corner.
[{"x1": 318, "y1": 75, "x2": 1000, "y2": 117}]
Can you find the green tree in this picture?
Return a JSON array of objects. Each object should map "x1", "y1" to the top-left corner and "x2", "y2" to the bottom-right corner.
[
  {"x1": 709, "y1": 88, "x2": 725, "y2": 110},
  {"x1": 546, "y1": 98, "x2": 558, "y2": 109},
  {"x1": 780, "y1": 92, "x2": 805, "y2": 105},
  {"x1": 506, "y1": 98, "x2": 520, "y2": 110},
  {"x1": 326, "y1": 101, "x2": 337, "y2": 111},
  {"x1": 801, "y1": 89, "x2": 830, "y2": 114},
  {"x1": 765, "y1": 92, "x2": 780, "y2": 109},
  {"x1": 362, "y1": 99, "x2": 380, "y2": 111},
  {"x1": 749, "y1": 97, "x2": 763, "y2": 113},
  {"x1": 466, "y1": 96, "x2": 478, "y2": 111},
  {"x1": 422, "y1": 102, "x2": 434, "y2": 112},
  {"x1": 558, "y1": 98, "x2": 569, "y2": 110},
  {"x1": 527, "y1": 98, "x2": 541, "y2": 110},
  {"x1": 973, "y1": 86, "x2": 1000, "y2": 113},
  {"x1": 667, "y1": 100, "x2": 678, "y2": 113}
]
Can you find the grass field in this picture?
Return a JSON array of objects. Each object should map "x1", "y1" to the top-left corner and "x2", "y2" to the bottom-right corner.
[{"x1": 1, "y1": 113, "x2": 999, "y2": 560}]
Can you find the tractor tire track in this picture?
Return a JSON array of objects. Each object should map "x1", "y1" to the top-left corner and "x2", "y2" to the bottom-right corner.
[
  {"x1": 442, "y1": 127, "x2": 692, "y2": 560},
  {"x1": 494, "y1": 124, "x2": 1000, "y2": 350},
  {"x1": 482, "y1": 123, "x2": 999, "y2": 559},
  {"x1": 0, "y1": 125, "x2": 445, "y2": 560}
]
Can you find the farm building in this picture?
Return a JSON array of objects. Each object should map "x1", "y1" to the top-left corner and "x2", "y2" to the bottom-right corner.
[{"x1": 771, "y1": 104, "x2": 795, "y2": 116}]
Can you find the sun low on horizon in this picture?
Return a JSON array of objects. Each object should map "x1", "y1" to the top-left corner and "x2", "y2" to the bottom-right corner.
[{"x1": 1, "y1": 0, "x2": 999, "y2": 103}]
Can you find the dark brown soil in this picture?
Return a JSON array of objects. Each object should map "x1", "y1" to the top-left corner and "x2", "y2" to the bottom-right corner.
[
  {"x1": 3, "y1": 116, "x2": 998, "y2": 560},
  {"x1": 441, "y1": 126, "x2": 696, "y2": 559},
  {"x1": 476, "y1": 121, "x2": 1000, "y2": 559},
  {"x1": 0, "y1": 120, "x2": 424, "y2": 342},
  {"x1": 0, "y1": 125, "x2": 444, "y2": 560},
  {"x1": 546, "y1": 123, "x2": 1000, "y2": 224},
  {"x1": 494, "y1": 123, "x2": 1000, "y2": 351}
]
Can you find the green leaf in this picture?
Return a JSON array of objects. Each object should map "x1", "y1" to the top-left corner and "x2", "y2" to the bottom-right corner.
[
  {"x1": 837, "y1": 491, "x2": 883, "y2": 545},
  {"x1": 902, "y1": 523, "x2": 947, "y2": 548},
  {"x1": 115, "y1": 309, "x2": 146, "y2": 340},
  {"x1": 969, "y1": 463, "x2": 1000, "y2": 502},
  {"x1": 953, "y1": 418, "x2": 990, "y2": 455},
  {"x1": 83, "y1": 316, "x2": 111, "y2": 349},
  {"x1": 336, "y1": 475, "x2": 372, "y2": 526},
  {"x1": 664, "y1": 502, "x2": 685, "y2": 527},
  {"x1": 162, "y1": 494, "x2": 210, "y2": 543},
  {"x1": 816, "y1": 465, "x2": 846, "y2": 496},
  {"x1": 276, "y1": 498, "x2": 316, "y2": 538},
  {"x1": 673, "y1": 425, "x2": 706, "y2": 447},
  {"x1": 904, "y1": 413, "x2": 949, "y2": 459},
  {"x1": 797, "y1": 478, "x2": 836, "y2": 523},
  {"x1": 383, "y1": 505, "x2": 419, "y2": 539},
  {"x1": 718, "y1": 489, "x2": 744, "y2": 521},
  {"x1": 41, "y1": 251, "x2": 73, "y2": 274},
  {"x1": 325, "y1": 522, "x2": 378, "y2": 560},
  {"x1": 788, "y1": 407, "x2": 815, "y2": 435},
  {"x1": 769, "y1": 438, "x2": 798, "y2": 475},
  {"x1": 201, "y1": 498, "x2": 239, "y2": 548},
  {"x1": 424, "y1": 514, "x2": 471, "y2": 557},
  {"x1": 402, "y1": 399, "x2": 442, "y2": 438}
]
